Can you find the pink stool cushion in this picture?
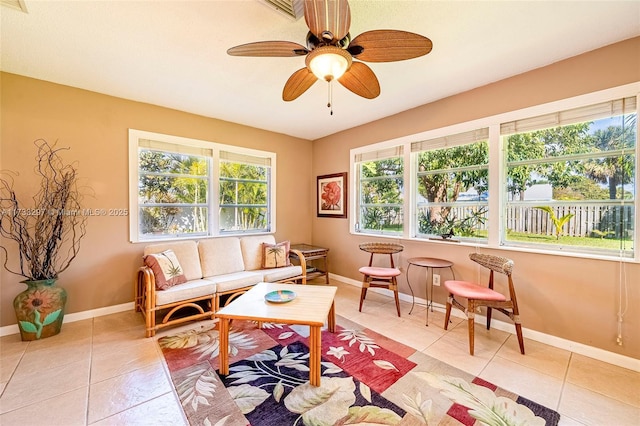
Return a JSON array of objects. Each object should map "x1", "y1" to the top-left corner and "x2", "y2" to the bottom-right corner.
[
  {"x1": 444, "y1": 280, "x2": 506, "y2": 301},
  {"x1": 359, "y1": 266, "x2": 401, "y2": 278}
]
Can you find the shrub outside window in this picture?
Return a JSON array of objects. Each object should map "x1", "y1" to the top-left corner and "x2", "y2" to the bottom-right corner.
[
  {"x1": 413, "y1": 129, "x2": 489, "y2": 241},
  {"x1": 502, "y1": 97, "x2": 636, "y2": 257}
]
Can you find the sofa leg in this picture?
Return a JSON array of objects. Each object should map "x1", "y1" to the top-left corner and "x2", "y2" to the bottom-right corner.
[{"x1": 144, "y1": 310, "x2": 155, "y2": 338}]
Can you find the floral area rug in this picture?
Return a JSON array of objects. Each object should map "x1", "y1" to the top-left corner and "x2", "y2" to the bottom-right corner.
[{"x1": 158, "y1": 316, "x2": 560, "y2": 426}]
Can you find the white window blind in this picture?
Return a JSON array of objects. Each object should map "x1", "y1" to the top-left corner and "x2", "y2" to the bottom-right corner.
[
  {"x1": 411, "y1": 128, "x2": 489, "y2": 152},
  {"x1": 220, "y1": 150, "x2": 271, "y2": 167},
  {"x1": 501, "y1": 97, "x2": 637, "y2": 135},
  {"x1": 354, "y1": 146, "x2": 403, "y2": 163},
  {"x1": 139, "y1": 139, "x2": 213, "y2": 157}
]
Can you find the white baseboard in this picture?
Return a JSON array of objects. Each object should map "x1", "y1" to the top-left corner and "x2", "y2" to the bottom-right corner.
[
  {"x1": 331, "y1": 273, "x2": 640, "y2": 372},
  {"x1": 4, "y1": 275, "x2": 638, "y2": 373},
  {"x1": 0, "y1": 302, "x2": 134, "y2": 337}
]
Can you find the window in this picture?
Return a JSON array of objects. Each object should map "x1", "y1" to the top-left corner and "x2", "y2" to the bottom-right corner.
[
  {"x1": 350, "y1": 85, "x2": 639, "y2": 261},
  {"x1": 413, "y1": 128, "x2": 489, "y2": 241},
  {"x1": 129, "y1": 130, "x2": 276, "y2": 242},
  {"x1": 354, "y1": 146, "x2": 404, "y2": 234},
  {"x1": 502, "y1": 97, "x2": 636, "y2": 257},
  {"x1": 137, "y1": 141, "x2": 210, "y2": 238},
  {"x1": 219, "y1": 151, "x2": 270, "y2": 233}
]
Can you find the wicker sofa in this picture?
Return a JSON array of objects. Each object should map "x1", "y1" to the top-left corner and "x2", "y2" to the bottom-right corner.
[{"x1": 135, "y1": 235, "x2": 306, "y2": 337}]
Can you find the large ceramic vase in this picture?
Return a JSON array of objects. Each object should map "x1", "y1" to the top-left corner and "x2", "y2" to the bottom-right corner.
[{"x1": 13, "y1": 278, "x2": 67, "y2": 341}]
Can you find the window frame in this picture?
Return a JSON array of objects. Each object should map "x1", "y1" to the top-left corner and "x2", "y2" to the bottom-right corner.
[
  {"x1": 350, "y1": 83, "x2": 640, "y2": 263},
  {"x1": 218, "y1": 151, "x2": 272, "y2": 235},
  {"x1": 412, "y1": 128, "x2": 490, "y2": 243},
  {"x1": 352, "y1": 146, "x2": 405, "y2": 235},
  {"x1": 129, "y1": 129, "x2": 276, "y2": 242}
]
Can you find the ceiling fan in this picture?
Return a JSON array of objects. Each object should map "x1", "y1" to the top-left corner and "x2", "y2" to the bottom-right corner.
[{"x1": 227, "y1": 0, "x2": 433, "y2": 109}]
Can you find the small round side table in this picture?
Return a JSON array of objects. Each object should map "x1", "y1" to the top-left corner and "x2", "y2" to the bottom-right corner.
[{"x1": 407, "y1": 257, "x2": 455, "y2": 326}]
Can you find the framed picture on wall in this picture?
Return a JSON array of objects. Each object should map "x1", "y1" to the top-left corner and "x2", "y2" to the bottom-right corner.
[{"x1": 317, "y1": 172, "x2": 347, "y2": 218}]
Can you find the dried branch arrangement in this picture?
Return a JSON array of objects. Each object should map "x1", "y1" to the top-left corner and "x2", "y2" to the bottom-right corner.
[{"x1": 0, "y1": 140, "x2": 87, "y2": 280}]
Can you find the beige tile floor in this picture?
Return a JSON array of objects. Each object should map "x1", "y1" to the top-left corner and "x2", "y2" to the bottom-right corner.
[{"x1": 1, "y1": 279, "x2": 638, "y2": 425}]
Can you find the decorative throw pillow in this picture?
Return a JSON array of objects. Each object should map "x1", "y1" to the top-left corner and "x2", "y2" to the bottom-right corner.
[
  {"x1": 143, "y1": 249, "x2": 187, "y2": 290},
  {"x1": 261, "y1": 241, "x2": 291, "y2": 269}
]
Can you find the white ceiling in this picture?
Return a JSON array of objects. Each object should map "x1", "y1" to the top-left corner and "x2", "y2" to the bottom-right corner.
[{"x1": 2, "y1": 1, "x2": 639, "y2": 140}]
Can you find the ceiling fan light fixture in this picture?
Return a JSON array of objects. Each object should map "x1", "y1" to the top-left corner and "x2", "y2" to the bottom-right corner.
[
  {"x1": 306, "y1": 45, "x2": 352, "y2": 81},
  {"x1": 228, "y1": 0, "x2": 432, "y2": 106}
]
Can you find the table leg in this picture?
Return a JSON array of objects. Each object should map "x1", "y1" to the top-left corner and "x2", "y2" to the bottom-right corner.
[
  {"x1": 426, "y1": 267, "x2": 434, "y2": 326},
  {"x1": 219, "y1": 318, "x2": 230, "y2": 375},
  {"x1": 426, "y1": 265, "x2": 455, "y2": 326},
  {"x1": 309, "y1": 325, "x2": 321, "y2": 386},
  {"x1": 328, "y1": 301, "x2": 336, "y2": 333},
  {"x1": 324, "y1": 254, "x2": 330, "y2": 285},
  {"x1": 406, "y1": 263, "x2": 416, "y2": 315}
]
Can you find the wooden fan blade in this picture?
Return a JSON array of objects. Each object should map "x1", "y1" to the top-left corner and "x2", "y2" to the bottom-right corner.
[
  {"x1": 304, "y1": 0, "x2": 350, "y2": 43},
  {"x1": 283, "y1": 68, "x2": 318, "y2": 101},
  {"x1": 227, "y1": 41, "x2": 308, "y2": 57},
  {"x1": 347, "y1": 30, "x2": 433, "y2": 62},
  {"x1": 338, "y1": 62, "x2": 380, "y2": 99}
]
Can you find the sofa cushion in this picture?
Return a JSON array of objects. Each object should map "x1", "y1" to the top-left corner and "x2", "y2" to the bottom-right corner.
[
  {"x1": 205, "y1": 271, "x2": 263, "y2": 293},
  {"x1": 198, "y1": 237, "x2": 245, "y2": 277},
  {"x1": 261, "y1": 265, "x2": 304, "y2": 283},
  {"x1": 261, "y1": 240, "x2": 291, "y2": 268},
  {"x1": 155, "y1": 278, "x2": 217, "y2": 306},
  {"x1": 143, "y1": 240, "x2": 203, "y2": 281},
  {"x1": 143, "y1": 249, "x2": 187, "y2": 290},
  {"x1": 240, "y1": 235, "x2": 276, "y2": 271}
]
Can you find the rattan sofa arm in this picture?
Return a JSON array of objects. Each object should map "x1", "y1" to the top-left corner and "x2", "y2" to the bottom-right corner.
[{"x1": 137, "y1": 266, "x2": 156, "y2": 304}]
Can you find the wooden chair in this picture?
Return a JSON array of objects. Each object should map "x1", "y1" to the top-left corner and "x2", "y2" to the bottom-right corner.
[
  {"x1": 444, "y1": 253, "x2": 525, "y2": 355},
  {"x1": 358, "y1": 242, "x2": 404, "y2": 317}
]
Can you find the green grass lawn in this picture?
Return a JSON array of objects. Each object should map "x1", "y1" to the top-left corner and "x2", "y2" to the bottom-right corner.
[
  {"x1": 369, "y1": 227, "x2": 633, "y2": 251},
  {"x1": 505, "y1": 232, "x2": 633, "y2": 250}
]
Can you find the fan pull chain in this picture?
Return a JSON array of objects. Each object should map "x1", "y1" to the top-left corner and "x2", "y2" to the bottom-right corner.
[{"x1": 327, "y1": 81, "x2": 333, "y2": 115}]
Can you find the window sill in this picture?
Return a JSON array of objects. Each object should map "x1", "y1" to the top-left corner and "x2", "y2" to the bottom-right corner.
[{"x1": 350, "y1": 230, "x2": 638, "y2": 263}]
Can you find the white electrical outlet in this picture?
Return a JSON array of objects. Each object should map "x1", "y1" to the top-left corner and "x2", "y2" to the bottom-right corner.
[{"x1": 433, "y1": 274, "x2": 441, "y2": 286}]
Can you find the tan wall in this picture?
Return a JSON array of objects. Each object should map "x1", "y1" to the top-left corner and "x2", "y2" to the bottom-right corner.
[
  {"x1": 0, "y1": 72, "x2": 313, "y2": 326},
  {"x1": 312, "y1": 37, "x2": 640, "y2": 359},
  {"x1": 2, "y1": 37, "x2": 639, "y2": 359}
]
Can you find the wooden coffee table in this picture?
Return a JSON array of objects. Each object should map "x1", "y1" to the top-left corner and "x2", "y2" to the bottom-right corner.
[{"x1": 215, "y1": 282, "x2": 337, "y2": 386}]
